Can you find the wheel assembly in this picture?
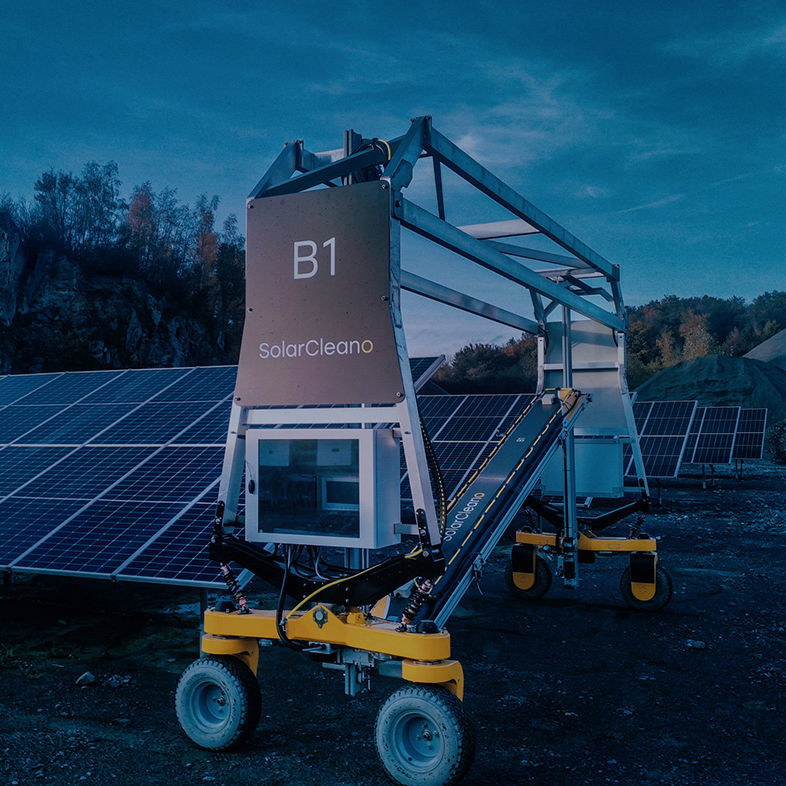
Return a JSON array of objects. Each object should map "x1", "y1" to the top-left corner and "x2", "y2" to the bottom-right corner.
[
  {"x1": 375, "y1": 684, "x2": 475, "y2": 786},
  {"x1": 175, "y1": 655, "x2": 261, "y2": 751},
  {"x1": 506, "y1": 552, "x2": 552, "y2": 600},
  {"x1": 620, "y1": 565, "x2": 673, "y2": 612}
]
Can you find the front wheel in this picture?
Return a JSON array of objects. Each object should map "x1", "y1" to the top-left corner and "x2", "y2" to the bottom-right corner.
[
  {"x1": 375, "y1": 684, "x2": 475, "y2": 786},
  {"x1": 620, "y1": 565, "x2": 673, "y2": 612},
  {"x1": 175, "y1": 656, "x2": 261, "y2": 751}
]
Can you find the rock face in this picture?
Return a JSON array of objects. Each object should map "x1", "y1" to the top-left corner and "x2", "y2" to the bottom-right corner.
[{"x1": 0, "y1": 221, "x2": 229, "y2": 373}]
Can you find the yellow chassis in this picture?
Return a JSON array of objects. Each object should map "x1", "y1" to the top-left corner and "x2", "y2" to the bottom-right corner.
[
  {"x1": 200, "y1": 603, "x2": 464, "y2": 699},
  {"x1": 513, "y1": 529, "x2": 660, "y2": 602}
]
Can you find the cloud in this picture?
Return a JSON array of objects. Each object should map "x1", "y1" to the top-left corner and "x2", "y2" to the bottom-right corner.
[
  {"x1": 663, "y1": 18, "x2": 786, "y2": 64},
  {"x1": 616, "y1": 193, "x2": 686, "y2": 214}
]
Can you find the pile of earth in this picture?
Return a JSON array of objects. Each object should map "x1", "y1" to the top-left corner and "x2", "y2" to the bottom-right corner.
[
  {"x1": 745, "y1": 328, "x2": 786, "y2": 370},
  {"x1": 635, "y1": 354, "x2": 786, "y2": 421}
]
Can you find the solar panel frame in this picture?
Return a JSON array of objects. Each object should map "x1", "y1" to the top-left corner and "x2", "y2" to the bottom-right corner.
[
  {"x1": 625, "y1": 400, "x2": 697, "y2": 478},
  {"x1": 688, "y1": 406, "x2": 741, "y2": 465},
  {"x1": 732, "y1": 408, "x2": 768, "y2": 461}
]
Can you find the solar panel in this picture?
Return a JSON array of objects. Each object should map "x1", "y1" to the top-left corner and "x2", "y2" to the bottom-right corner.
[
  {"x1": 16, "y1": 446, "x2": 155, "y2": 500},
  {"x1": 93, "y1": 402, "x2": 217, "y2": 445},
  {"x1": 0, "y1": 373, "x2": 63, "y2": 405},
  {"x1": 19, "y1": 370, "x2": 125, "y2": 405},
  {"x1": 687, "y1": 406, "x2": 740, "y2": 465},
  {"x1": 683, "y1": 406, "x2": 704, "y2": 462},
  {"x1": 0, "y1": 405, "x2": 68, "y2": 444},
  {"x1": 0, "y1": 358, "x2": 443, "y2": 587},
  {"x1": 81, "y1": 367, "x2": 192, "y2": 403},
  {"x1": 150, "y1": 366, "x2": 237, "y2": 402},
  {"x1": 404, "y1": 393, "x2": 534, "y2": 500},
  {"x1": 625, "y1": 400, "x2": 697, "y2": 478},
  {"x1": 0, "y1": 446, "x2": 75, "y2": 496},
  {"x1": 16, "y1": 404, "x2": 136, "y2": 445},
  {"x1": 409, "y1": 356, "x2": 443, "y2": 390},
  {"x1": 118, "y1": 502, "x2": 228, "y2": 585},
  {"x1": 14, "y1": 500, "x2": 193, "y2": 577},
  {"x1": 0, "y1": 496, "x2": 89, "y2": 566},
  {"x1": 106, "y1": 447, "x2": 223, "y2": 503},
  {"x1": 732, "y1": 408, "x2": 768, "y2": 461}
]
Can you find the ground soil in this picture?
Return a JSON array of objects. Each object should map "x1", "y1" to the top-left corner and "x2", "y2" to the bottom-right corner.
[{"x1": 2, "y1": 463, "x2": 785, "y2": 785}]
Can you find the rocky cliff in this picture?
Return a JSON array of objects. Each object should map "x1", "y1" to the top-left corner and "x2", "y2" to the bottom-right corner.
[{"x1": 0, "y1": 220, "x2": 229, "y2": 373}]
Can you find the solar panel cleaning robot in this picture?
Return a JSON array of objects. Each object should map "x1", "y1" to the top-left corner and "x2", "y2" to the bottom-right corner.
[{"x1": 175, "y1": 117, "x2": 672, "y2": 785}]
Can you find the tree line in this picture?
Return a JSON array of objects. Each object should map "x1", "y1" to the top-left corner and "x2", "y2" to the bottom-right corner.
[
  {"x1": 435, "y1": 293, "x2": 785, "y2": 393},
  {"x1": 1, "y1": 161, "x2": 246, "y2": 357},
  {"x1": 2, "y1": 162, "x2": 783, "y2": 390}
]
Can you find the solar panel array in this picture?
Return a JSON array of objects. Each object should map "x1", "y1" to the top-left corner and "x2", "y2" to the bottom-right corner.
[
  {"x1": 0, "y1": 359, "x2": 445, "y2": 588},
  {"x1": 625, "y1": 400, "x2": 698, "y2": 478},
  {"x1": 403, "y1": 393, "x2": 534, "y2": 501},
  {"x1": 626, "y1": 401, "x2": 769, "y2": 478}
]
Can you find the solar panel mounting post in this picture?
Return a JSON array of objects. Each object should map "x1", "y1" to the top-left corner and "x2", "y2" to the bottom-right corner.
[{"x1": 561, "y1": 306, "x2": 579, "y2": 588}]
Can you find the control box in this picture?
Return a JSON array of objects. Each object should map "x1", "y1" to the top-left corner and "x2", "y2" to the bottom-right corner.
[{"x1": 244, "y1": 428, "x2": 401, "y2": 548}]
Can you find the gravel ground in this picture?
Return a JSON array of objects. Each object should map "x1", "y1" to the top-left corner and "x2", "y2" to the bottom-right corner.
[{"x1": 1, "y1": 462, "x2": 784, "y2": 785}]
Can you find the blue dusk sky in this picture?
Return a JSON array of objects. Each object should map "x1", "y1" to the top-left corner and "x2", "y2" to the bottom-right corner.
[{"x1": 2, "y1": 0, "x2": 784, "y2": 356}]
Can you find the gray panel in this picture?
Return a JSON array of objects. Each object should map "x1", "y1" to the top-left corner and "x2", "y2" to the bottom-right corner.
[{"x1": 236, "y1": 181, "x2": 403, "y2": 406}]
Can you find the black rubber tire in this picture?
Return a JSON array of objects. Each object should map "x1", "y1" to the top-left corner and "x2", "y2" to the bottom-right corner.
[
  {"x1": 375, "y1": 684, "x2": 475, "y2": 786},
  {"x1": 620, "y1": 565, "x2": 673, "y2": 612},
  {"x1": 505, "y1": 554, "x2": 552, "y2": 600},
  {"x1": 175, "y1": 656, "x2": 261, "y2": 751}
]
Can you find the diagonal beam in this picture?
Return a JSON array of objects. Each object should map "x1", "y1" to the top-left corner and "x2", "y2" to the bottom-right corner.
[
  {"x1": 401, "y1": 270, "x2": 539, "y2": 334},
  {"x1": 432, "y1": 157, "x2": 446, "y2": 220},
  {"x1": 383, "y1": 117, "x2": 427, "y2": 190},
  {"x1": 248, "y1": 141, "x2": 300, "y2": 199},
  {"x1": 428, "y1": 127, "x2": 619, "y2": 281},
  {"x1": 396, "y1": 199, "x2": 624, "y2": 331},
  {"x1": 255, "y1": 146, "x2": 388, "y2": 198},
  {"x1": 485, "y1": 239, "x2": 590, "y2": 269}
]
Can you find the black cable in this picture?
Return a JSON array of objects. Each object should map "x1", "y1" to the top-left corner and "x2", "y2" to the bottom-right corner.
[
  {"x1": 420, "y1": 416, "x2": 447, "y2": 537},
  {"x1": 275, "y1": 545, "x2": 306, "y2": 651}
]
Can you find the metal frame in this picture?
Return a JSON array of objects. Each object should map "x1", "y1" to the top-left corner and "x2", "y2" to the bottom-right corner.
[{"x1": 219, "y1": 116, "x2": 646, "y2": 595}]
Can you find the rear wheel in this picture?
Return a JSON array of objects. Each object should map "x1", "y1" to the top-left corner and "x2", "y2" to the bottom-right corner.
[
  {"x1": 175, "y1": 656, "x2": 261, "y2": 750},
  {"x1": 375, "y1": 684, "x2": 475, "y2": 786},
  {"x1": 620, "y1": 565, "x2": 673, "y2": 611},
  {"x1": 506, "y1": 554, "x2": 552, "y2": 600}
]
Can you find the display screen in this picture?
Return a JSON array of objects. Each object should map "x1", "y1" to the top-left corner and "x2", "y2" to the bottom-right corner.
[{"x1": 256, "y1": 438, "x2": 360, "y2": 537}]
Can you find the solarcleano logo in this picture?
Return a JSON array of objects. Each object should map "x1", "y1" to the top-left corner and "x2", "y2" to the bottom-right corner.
[{"x1": 258, "y1": 338, "x2": 374, "y2": 359}]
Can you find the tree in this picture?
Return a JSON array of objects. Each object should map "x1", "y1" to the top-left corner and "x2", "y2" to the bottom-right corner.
[{"x1": 680, "y1": 310, "x2": 716, "y2": 361}]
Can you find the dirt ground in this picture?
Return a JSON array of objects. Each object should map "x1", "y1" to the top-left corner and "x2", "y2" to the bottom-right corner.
[{"x1": 1, "y1": 463, "x2": 785, "y2": 785}]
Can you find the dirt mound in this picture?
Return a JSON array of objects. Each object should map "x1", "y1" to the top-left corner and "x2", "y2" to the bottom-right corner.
[
  {"x1": 635, "y1": 354, "x2": 786, "y2": 421},
  {"x1": 745, "y1": 329, "x2": 786, "y2": 369}
]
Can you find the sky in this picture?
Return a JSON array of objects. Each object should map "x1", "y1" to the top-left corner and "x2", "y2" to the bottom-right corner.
[{"x1": 2, "y1": 0, "x2": 785, "y2": 356}]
